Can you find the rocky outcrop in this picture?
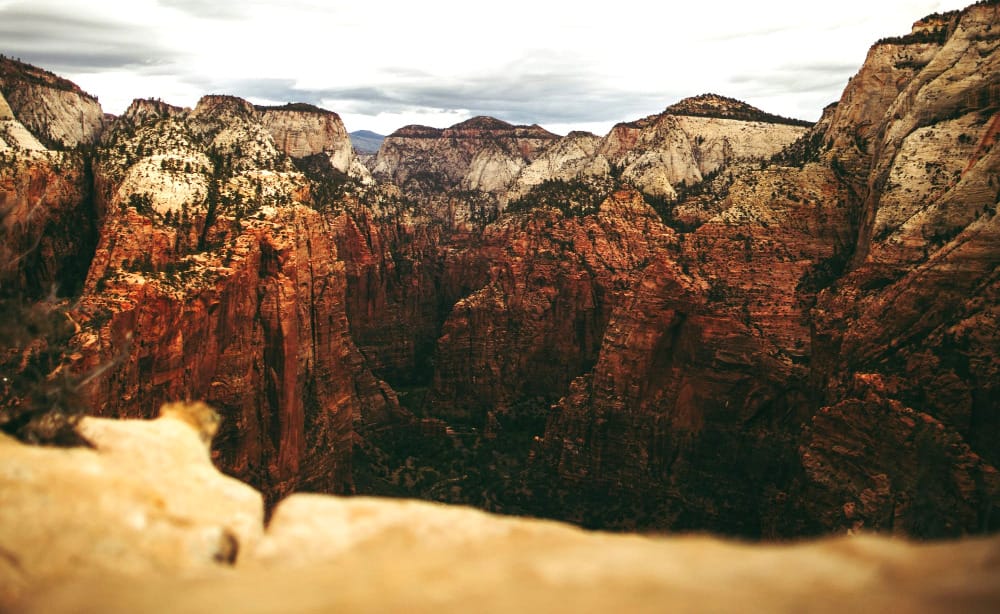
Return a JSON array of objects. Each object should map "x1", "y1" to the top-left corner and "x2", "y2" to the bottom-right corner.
[
  {"x1": 0, "y1": 146, "x2": 96, "y2": 299},
  {"x1": 4, "y1": 412, "x2": 1000, "y2": 613},
  {"x1": 428, "y1": 189, "x2": 676, "y2": 426},
  {"x1": 599, "y1": 95, "x2": 810, "y2": 198},
  {"x1": 511, "y1": 131, "x2": 611, "y2": 196},
  {"x1": 259, "y1": 104, "x2": 352, "y2": 165},
  {"x1": 0, "y1": 56, "x2": 104, "y2": 149},
  {"x1": 526, "y1": 2, "x2": 1000, "y2": 536},
  {"x1": 259, "y1": 103, "x2": 372, "y2": 183},
  {"x1": 73, "y1": 94, "x2": 399, "y2": 505},
  {"x1": 803, "y1": 1, "x2": 1000, "y2": 535},
  {"x1": 0, "y1": 62, "x2": 101, "y2": 298},
  {"x1": 528, "y1": 161, "x2": 855, "y2": 534},
  {"x1": 373, "y1": 116, "x2": 559, "y2": 197},
  {"x1": 0, "y1": 404, "x2": 263, "y2": 606},
  {"x1": 329, "y1": 199, "x2": 492, "y2": 387},
  {"x1": 0, "y1": 90, "x2": 46, "y2": 152},
  {"x1": 799, "y1": 381, "x2": 1000, "y2": 536},
  {"x1": 373, "y1": 96, "x2": 807, "y2": 211}
]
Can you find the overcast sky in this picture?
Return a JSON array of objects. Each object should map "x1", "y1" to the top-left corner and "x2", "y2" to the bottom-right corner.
[{"x1": 0, "y1": 0, "x2": 973, "y2": 135}]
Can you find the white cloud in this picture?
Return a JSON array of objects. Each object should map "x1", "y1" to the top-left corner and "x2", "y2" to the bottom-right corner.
[{"x1": 0, "y1": 0, "x2": 977, "y2": 135}]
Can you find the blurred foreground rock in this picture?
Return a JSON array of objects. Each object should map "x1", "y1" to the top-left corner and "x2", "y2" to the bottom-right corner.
[{"x1": 1, "y1": 404, "x2": 998, "y2": 613}]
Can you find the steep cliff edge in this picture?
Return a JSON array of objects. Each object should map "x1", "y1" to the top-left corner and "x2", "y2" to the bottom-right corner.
[
  {"x1": 73, "y1": 94, "x2": 398, "y2": 505},
  {"x1": 803, "y1": 1, "x2": 1000, "y2": 533},
  {"x1": 258, "y1": 103, "x2": 373, "y2": 183},
  {"x1": 0, "y1": 56, "x2": 104, "y2": 149},
  {"x1": 0, "y1": 61, "x2": 98, "y2": 299},
  {"x1": 529, "y1": 162, "x2": 860, "y2": 534},
  {"x1": 373, "y1": 116, "x2": 559, "y2": 209},
  {"x1": 0, "y1": 148, "x2": 95, "y2": 298},
  {"x1": 429, "y1": 189, "x2": 675, "y2": 427},
  {"x1": 528, "y1": 2, "x2": 1000, "y2": 537}
]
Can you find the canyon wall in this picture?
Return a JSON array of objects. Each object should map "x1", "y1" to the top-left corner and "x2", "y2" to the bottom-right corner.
[
  {"x1": 1, "y1": 1, "x2": 998, "y2": 539},
  {"x1": 528, "y1": 2, "x2": 1000, "y2": 536},
  {"x1": 71, "y1": 95, "x2": 400, "y2": 505},
  {"x1": 0, "y1": 56, "x2": 104, "y2": 149}
]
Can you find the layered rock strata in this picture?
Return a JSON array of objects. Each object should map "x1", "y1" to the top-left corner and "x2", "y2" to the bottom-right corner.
[
  {"x1": 374, "y1": 117, "x2": 559, "y2": 194},
  {"x1": 804, "y1": 1, "x2": 1000, "y2": 533},
  {"x1": 0, "y1": 61, "x2": 97, "y2": 297},
  {"x1": 428, "y1": 189, "x2": 676, "y2": 426},
  {"x1": 74, "y1": 94, "x2": 398, "y2": 505},
  {"x1": 259, "y1": 103, "x2": 373, "y2": 183},
  {"x1": 599, "y1": 95, "x2": 809, "y2": 198},
  {"x1": 0, "y1": 56, "x2": 104, "y2": 149},
  {"x1": 528, "y1": 2, "x2": 1000, "y2": 536}
]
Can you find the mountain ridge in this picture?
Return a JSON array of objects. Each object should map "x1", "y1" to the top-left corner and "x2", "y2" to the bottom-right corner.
[{"x1": 349, "y1": 129, "x2": 384, "y2": 154}]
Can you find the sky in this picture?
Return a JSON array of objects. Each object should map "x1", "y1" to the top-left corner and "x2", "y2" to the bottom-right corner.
[{"x1": 0, "y1": 0, "x2": 974, "y2": 136}]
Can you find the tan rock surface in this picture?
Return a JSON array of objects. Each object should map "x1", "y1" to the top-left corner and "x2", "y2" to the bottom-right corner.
[
  {"x1": 0, "y1": 405, "x2": 263, "y2": 607},
  {"x1": 806, "y1": 2, "x2": 1000, "y2": 529},
  {"x1": 373, "y1": 116, "x2": 559, "y2": 199},
  {"x1": 11, "y1": 488, "x2": 1000, "y2": 614},
  {"x1": 511, "y1": 131, "x2": 611, "y2": 197},
  {"x1": 3, "y1": 414, "x2": 999, "y2": 612},
  {"x1": 599, "y1": 95, "x2": 809, "y2": 198},
  {"x1": 259, "y1": 103, "x2": 373, "y2": 184},
  {"x1": 0, "y1": 57, "x2": 104, "y2": 149},
  {"x1": 0, "y1": 90, "x2": 45, "y2": 151}
]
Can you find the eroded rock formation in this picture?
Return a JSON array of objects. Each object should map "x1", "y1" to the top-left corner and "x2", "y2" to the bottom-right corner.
[
  {"x1": 71, "y1": 94, "x2": 400, "y2": 505},
  {"x1": 1, "y1": 1, "x2": 998, "y2": 543},
  {"x1": 373, "y1": 116, "x2": 560, "y2": 201},
  {"x1": 528, "y1": 2, "x2": 1000, "y2": 536},
  {"x1": 0, "y1": 56, "x2": 104, "y2": 149}
]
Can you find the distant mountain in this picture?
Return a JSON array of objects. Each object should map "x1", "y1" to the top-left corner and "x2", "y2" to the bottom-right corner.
[{"x1": 349, "y1": 129, "x2": 385, "y2": 154}]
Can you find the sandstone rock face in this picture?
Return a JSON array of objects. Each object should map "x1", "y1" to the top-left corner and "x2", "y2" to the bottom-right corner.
[
  {"x1": 0, "y1": 148, "x2": 96, "y2": 298},
  {"x1": 373, "y1": 116, "x2": 559, "y2": 198},
  {"x1": 6, "y1": 417, "x2": 1000, "y2": 613},
  {"x1": 0, "y1": 90, "x2": 46, "y2": 151},
  {"x1": 428, "y1": 189, "x2": 675, "y2": 426},
  {"x1": 73, "y1": 94, "x2": 398, "y2": 505},
  {"x1": 599, "y1": 97, "x2": 809, "y2": 198},
  {"x1": 0, "y1": 64, "x2": 100, "y2": 298},
  {"x1": 511, "y1": 131, "x2": 611, "y2": 196},
  {"x1": 523, "y1": 4, "x2": 1000, "y2": 536},
  {"x1": 328, "y1": 200, "x2": 490, "y2": 387},
  {"x1": 259, "y1": 103, "x2": 372, "y2": 183},
  {"x1": 799, "y1": 384, "x2": 1000, "y2": 536},
  {"x1": 528, "y1": 162, "x2": 856, "y2": 534},
  {"x1": 803, "y1": 2, "x2": 1000, "y2": 535},
  {"x1": 0, "y1": 57, "x2": 104, "y2": 149},
  {"x1": 375, "y1": 98, "x2": 807, "y2": 207},
  {"x1": 0, "y1": 405, "x2": 263, "y2": 607}
]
